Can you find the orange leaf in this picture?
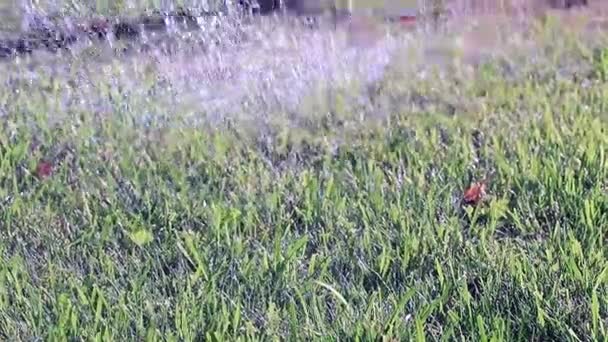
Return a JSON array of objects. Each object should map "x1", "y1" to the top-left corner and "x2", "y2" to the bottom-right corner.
[{"x1": 463, "y1": 181, "x2": 486, "y2": 205}]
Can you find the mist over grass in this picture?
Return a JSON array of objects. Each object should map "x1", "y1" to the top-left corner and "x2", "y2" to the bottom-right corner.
[{"x1": 0, "y1": 3, "x2": 608, "y2": 341}]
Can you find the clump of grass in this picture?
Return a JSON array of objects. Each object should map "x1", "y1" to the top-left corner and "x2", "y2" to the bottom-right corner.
[{"x1": 0, "y1": 3, "x2": 608, "y2": 341}]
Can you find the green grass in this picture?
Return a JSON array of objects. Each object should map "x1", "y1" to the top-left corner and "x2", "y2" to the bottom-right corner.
[{"x1": 0, "y1": 10, "x2": 608, "y2": 341}]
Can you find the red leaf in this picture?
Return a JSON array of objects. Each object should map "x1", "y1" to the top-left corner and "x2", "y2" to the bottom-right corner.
[
  {"x1": 399, "y1": 15, "x2": 417, "y2": 24},
  {"x1": 36, "y1": 161, "x2": 53, "y2": 179},
  {"x1": 463, "y1": 181, "x2": 486, "y2": 205}
]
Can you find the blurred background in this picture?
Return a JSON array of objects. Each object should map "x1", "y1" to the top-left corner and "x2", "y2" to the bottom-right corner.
[{"x1": 0, "y1": 0, "x2": 422, "y2": 32}]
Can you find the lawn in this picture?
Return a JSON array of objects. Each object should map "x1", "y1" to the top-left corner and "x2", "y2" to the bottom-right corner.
[{"x1": 0, "y1": 2, "x2": 607, "y2": 341}]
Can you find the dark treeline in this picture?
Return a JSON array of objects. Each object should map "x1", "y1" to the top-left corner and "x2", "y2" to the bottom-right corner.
[
  {"x1": 0, "y1": 7, "x2": 247, "y2": 59},
  {"x1": 0, "y1": 0, "x2": 590, "y2": 59}
]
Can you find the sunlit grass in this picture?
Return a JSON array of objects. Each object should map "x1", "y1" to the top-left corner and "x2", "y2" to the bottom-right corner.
[{"x1": 0, "y1": 4, "x2": 607, "y2": 341}]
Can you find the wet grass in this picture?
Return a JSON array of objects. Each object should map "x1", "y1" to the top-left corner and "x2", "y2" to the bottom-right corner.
[{"x1": 0, "y1": 7, "x2": 608, "y2": 341}]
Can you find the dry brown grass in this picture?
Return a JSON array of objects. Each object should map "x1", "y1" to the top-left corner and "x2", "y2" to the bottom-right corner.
[
  {"x1": 338, "y1": 0, "x2": 608, "y2": 50},
  {"x1": 419, "y1": 0, "x2": 607, "y2": 63},
  {"x1": 442, "y1": 0, "x2": 607, "y2": 23}
]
